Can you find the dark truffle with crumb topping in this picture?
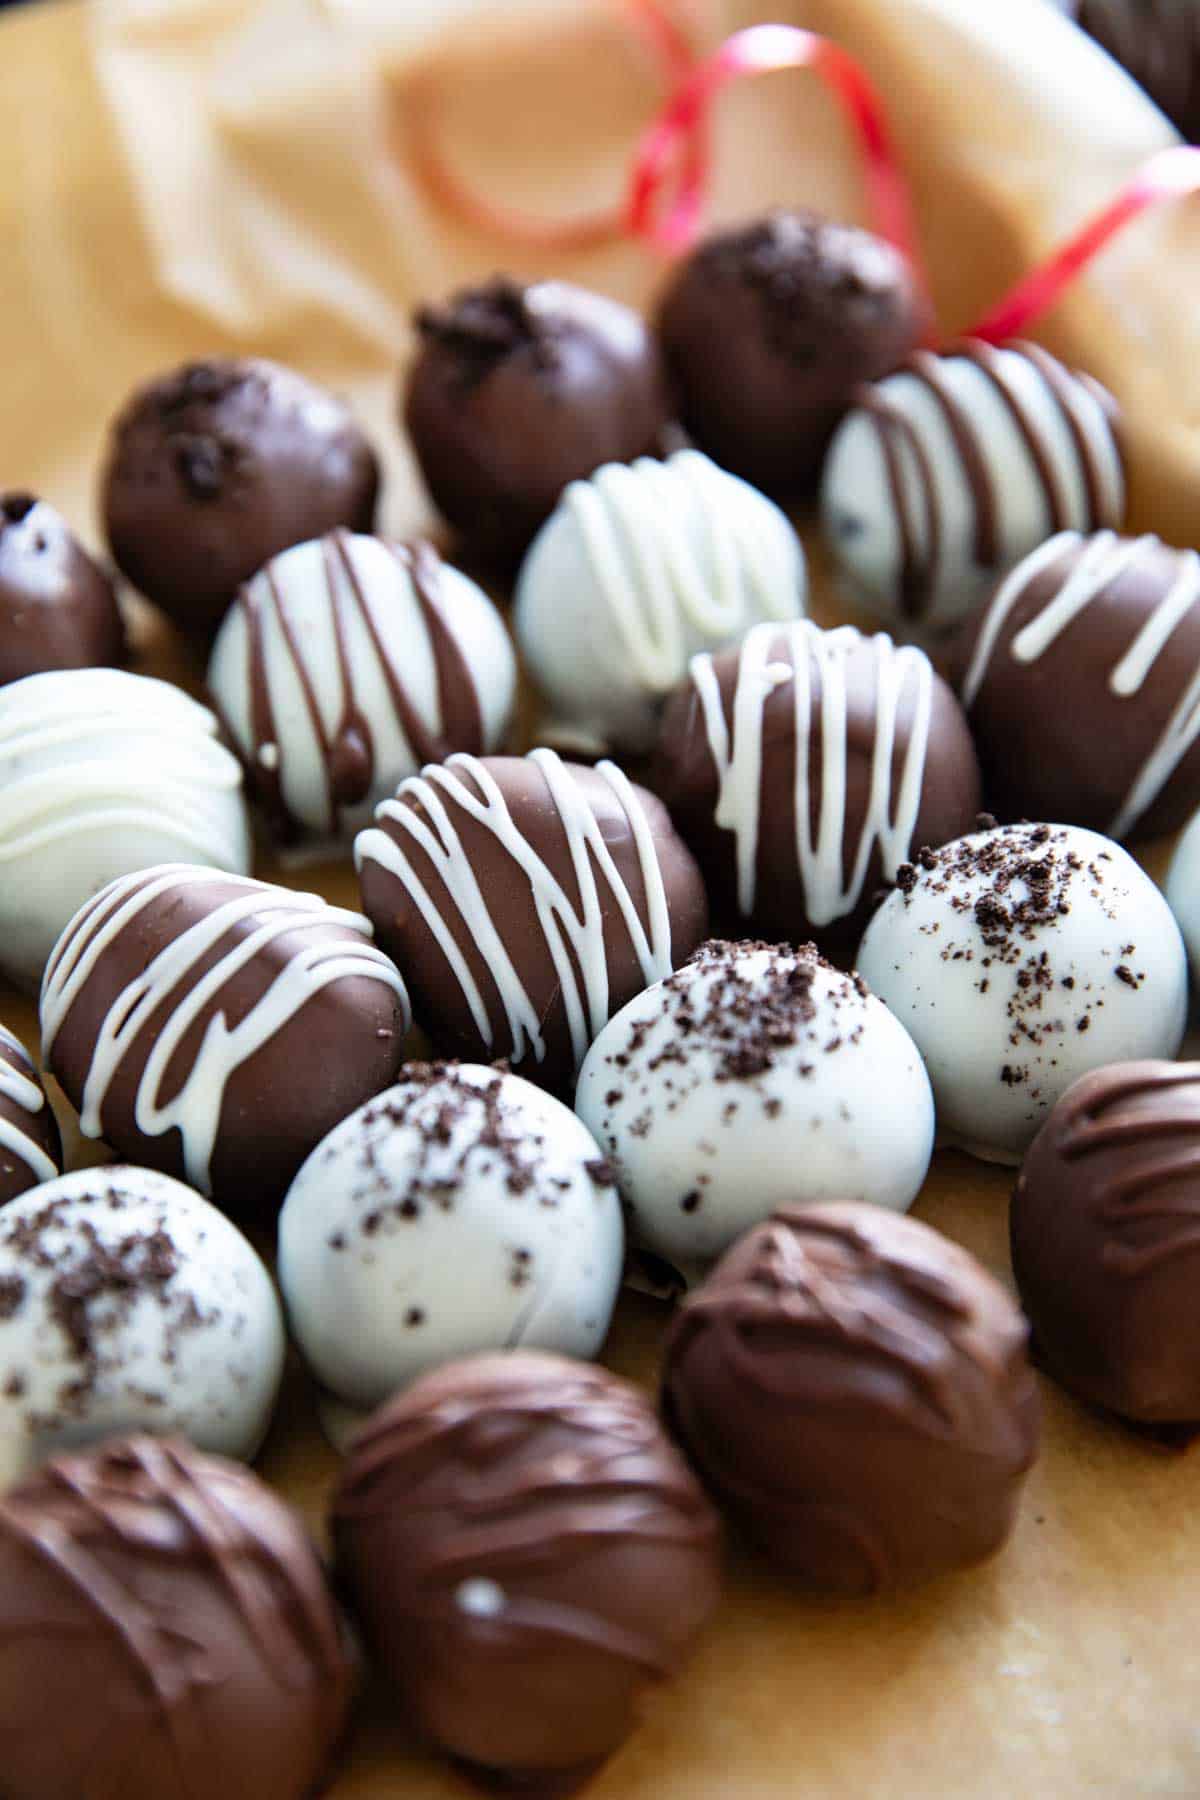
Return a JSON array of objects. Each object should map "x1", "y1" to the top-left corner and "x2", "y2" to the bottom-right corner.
[
  {"x1": 404, "y1": 276, "x2": 672, "y2": 566},
  {"x1": 663, "y1": 1202, "x2": 1040, "y2": 1591},
  {"x1": 656, "y1": 211, "x2": 929, "y2": 494},
  {"x1": 0, "y1": 1435, "x2": 354, "y2": 1800},
  {"x1": 0, "y1": 495, "x2": 125, "y2": 685},
  {"x1": 332, "y1": 1350, "x2": 721, "y2": 1779}
]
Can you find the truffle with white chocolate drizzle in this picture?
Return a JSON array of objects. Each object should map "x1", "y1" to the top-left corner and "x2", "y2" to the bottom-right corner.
[{"x1": 0, "y1": 1025, "x2": 61, "y2": 1207}]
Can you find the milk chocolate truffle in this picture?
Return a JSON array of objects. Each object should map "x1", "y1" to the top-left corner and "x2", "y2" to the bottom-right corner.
[
  {"x1": 663, "y1": 1204, "x2": 1040, "y2": 1592},
  {"x1": 821, "y1": 341, "x2": 1124, "y2": 630},
  {"x1": 207, "y1": 532, "x2": 516, "y2": 846},
  {"x1": 1013, "y1": 1061, "x2": 1200, "y2": 1425},
  {"x1": 1068, "y1": 1, "x2": 1200, "y2": 141},
  {"x1": 41, "y1": 865, "x2": 411, "y2": 1215},
  {"x1": 355, "y1": 748, "x2": 708, "y2": 1090},
  {"x1": 405, "y1": 276, "x2": 672, "y2": 566},
  {"x1": 657, "y1": 211, "x2": 929, "y2": 495},
  {"x1": 332, "y1": 1352, "x2": 721, "y2": 1779},
  {"x1": 0, "y1": 1436, "x2": 353, "y2": 1800},
  {"x1": 0, "y1": 494, "x2": 125, "y2": 685},
  {"x1": 0, "y1": 1025, "x2": 61, "y2": 1206},
  {"x1": 857, "y1": 822, "x2": 1189, "y2": 1162},
  {"x1": 652, "y1": 619, "x2": 981, "y2": 945},
  {"x1": 958, "y1": 530, "x2": 1200, "y2": 841},
  {"x1": 102, "y1": 357, "x2": 379, "y2": 637}
]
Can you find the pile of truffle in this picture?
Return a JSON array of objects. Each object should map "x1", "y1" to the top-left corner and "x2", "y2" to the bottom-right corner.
[{"x1": 2, "y1": 204, "x2": 1200, "y2": 1800}]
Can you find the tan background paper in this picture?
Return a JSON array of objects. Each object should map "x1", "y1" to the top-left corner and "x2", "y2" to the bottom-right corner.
[{"x1": 2, "y1": 0, "x2": 1200, "y2": 1793}]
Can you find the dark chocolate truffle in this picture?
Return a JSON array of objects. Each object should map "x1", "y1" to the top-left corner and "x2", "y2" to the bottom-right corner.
[
  {"x1": 41, "y1": 865, "x2": 411, "y2": 1216},
  {"x1": 1012, "y1": 1060, "x2": 1200, "y2": 1424},
  {"x1": 102, "y1": 357, "x2": 379, "y2": 637},
  {"x1": 656, "y1": 210, "x2": 929, "y2": 495},
  {"x1": 1068, "y1": 1, "x2": 1200, "y2": 141},
  {"x1": 354, "y1": 747, "x2": 708, "y2": 1090},
  {"x1": 0, "y1": 494, "x2": 125, "y2": 684},
  {"x1": 957, "y1": 529, "x2": 1200, "y2": 842},
  {"x1": 651, "y1": 619, "x2": 981, "y2": 945},
  {"x1": 663, "y1": 1203, "x2": 1040, "y2": 1592},
  {"x1": 0, "y1": 1024, "x2": 62, "y2": 1206},
  {"x1": 404, "y1": 276, "x2": 672, "y2": 566},
  {"x1": 332, "y1": 1351, "x2": 722, "y2": 1779},
  {"x1": 0, "y1": 1435, "x2": 354, "y2": 1800}
]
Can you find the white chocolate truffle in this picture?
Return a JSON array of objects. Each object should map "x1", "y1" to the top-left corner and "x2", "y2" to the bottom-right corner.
[
  {"x1": 1166, "y1": 809, "x2": 1200, "y2": 977},
  {"x1": 575, "y1": 941, "x2": 934, "y2": 1289},
  {"x1": 207, "y1": 532, "x2": 516, "y2": 846},
  {"x1": 0, "y1": 1166, "x2": 285, "y2": 1479},
  {"x1": 0, "y1": 1024, "x2": 62, "y2": 1206},
  {"x1": 278, "y1": 1064, "x2": 624, "y2": 1439},
  {"x1": 857, "y1": 822, "x2": 1187, "y2": 1164},
  {"x1": 821, "y1": 342, "x2": 1124, "y2": 631},
  {"x1": 514, "y1": 450, "x2": 806, "y2": 754},
  {"x1": 0, "y1": 669, "x2": 251, "y2": 991}
]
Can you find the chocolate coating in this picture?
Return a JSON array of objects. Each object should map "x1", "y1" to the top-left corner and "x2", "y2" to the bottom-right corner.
[
  {"x1": 663, "y1": 1204, "x2": 1040, "y2": 1592},
  {"x1": 0, "y1": 495, "x2": 124, "y2": 684},
  {"x1": 1012, "y1": 1060, "x2": 1200, "y2": 1423},
  {"x1": 657, "y1": 211, "x2": 929, "y2": 495},
  {"x1": 404, "y1": 277, "x2": 672, "y2": 566},
  {"x1": 102, "y1": 358, "x2": 379, "y2": 637},
  {"x1": 1069, "y1": 1, "x2": 1200, "y2": 141},
  {"x1": 0, "y1": 1435, "x2": 353, "y2": 1800},
  {"x1": 0, "y1": 1025, "x2": 62, "y2": 1206},
  {"x1": 332, "y1": 1351, "x2": 722, "y2": 1778},
  {"x1": 652, "y1": 620, "x2": 981, "y2": 945}
]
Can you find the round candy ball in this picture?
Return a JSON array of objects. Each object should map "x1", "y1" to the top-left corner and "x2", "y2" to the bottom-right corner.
[
  {"x1": 0, "y1": 1025, "x2": 61, "y2": 1208},
  {"x1": 657, "y1": 210, "x2": 929, "y2": 495},
  {"x1": 857, "y1": 822, "x2": 1188, "y2": 1163},
  {"x1": 278, "y1": 1065, "x2": 624, "y2": 1437},
  {"x1": 0, "y1": 1166, "x2": 285, "y2": 1481},
  {"x1": 0, "y1": 1435, "x2": 354, "y2": 1800},
  {"x1": 576, "y1": 941, "x2": 934, "y2": 1290},
  {"x1": 331, "y1": 1351, "x2": 721, "y2": 1778},
  {"x1": 514, "y1": 450, "x2": 805, "y2": 755},
  {"x1": 0, "y1": 494, "x2": 125, "y2": 686},
  {"x1": 1013, "y1": 1060, "x2": 1200, "y2": 1425},
  {"x1": 404, "y1": 277, "x2": 672, "y2": 567},
  {"x1": 663, "y1": 1204, "x2": 1040, "y2": 1591},
  {"x1": 207, "y1": 532, "x2": 516, "y2": 846},
  {"x1": 102, "y1": 357, "x2": 379, "y2": 638}
]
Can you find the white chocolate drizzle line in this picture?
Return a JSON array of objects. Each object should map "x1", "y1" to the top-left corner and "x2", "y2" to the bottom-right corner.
[
  {"x1": 355, "y1": 749, "x2": 673, "y2": 1070},
  {"x1": 40, "y1": 866, "x2": 410, "y2": 1194},
  {"x1": 691, "y1": 620, "x2": 934, "y2": 928},
  {"x1": 0, "y1": 1026, "x2": 56, "y2": 1185}
]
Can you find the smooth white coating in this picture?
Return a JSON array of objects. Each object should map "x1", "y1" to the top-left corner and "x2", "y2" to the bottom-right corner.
[
  {"x1": 858, "y1": 823, "x2": 1188, "y2": 1163},
  {"x1": 207, "y1": 532, "x2": 516, "y2": 842},
  {"x1": 1166, "y1": 810, "x2": 1200, "y2": 980},
  {"x1": 277, "y1": 1065, "x2": 624, "y2": 1436},
  {"x1": 0, "y1": 1025, "x2": 57, "y2": 1189},
  {"x1": 0, "y1": 668, "x2": 251, "y2": 992},
  {"x1": 575, "y1": 945, "x2": 934, "y2": 1288},
  {"x1": 0, "y1": 1166, "x2": 285, "y2": 1479},
  {"x1": 514, "y1": 450, "x2": 806, "y2": 753}
]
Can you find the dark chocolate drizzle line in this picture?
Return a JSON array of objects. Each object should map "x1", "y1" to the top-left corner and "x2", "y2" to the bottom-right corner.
[
  {"x1": 963, "y1": 342, "x2": 1071, "y2": 536},
  {"x1": 855, "y1": 385, "x2": 941, "y2": 620},
  {"x1": 1019, "y1": 342, "x2": 1112, "y2": 530},
  {"x1": 910, "y1": 348, "x2": 1001, "y2": 570}
]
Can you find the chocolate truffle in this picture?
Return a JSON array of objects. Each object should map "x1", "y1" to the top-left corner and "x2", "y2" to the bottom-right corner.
[
  {"x1": 576, "y1": 941, "x2": 933, "y2": 1289},
  {"x1": 857, "y1": 822, "x2": 1188, "y2": 1163},
  {"x1": 958, "y1": 530, "x2": 1200, "y2": 841},
  {"x1": 0, "y1": 669, "x2": 251, "y2": 993},
  {"x1": 405, "y1": 276, "x2": 672, "y2": 567},
  {"x1": 41, "y1": 865, "x2": 410, "y2": 1215},
  {"x1": 0, "y1": 1167, "x2": 284, "y2": 1480},
  {"x1": 0, "y1": 1435, "x2": 353, "y2": 1800},
  {"x1": 0, "y1": 494, "x2": 125, "y2": 685},
  {"x1": 0, "y1": 1025, "x2": 61, "y2": 1206},
  {"x1": 279, "y1": 1064, "x2": 624, "y2": 1442},
  {"x1": 1068, "y1": 1, "x2": 1200, "y2": 141},
  {"x1": 332, "y1": 1351, "x2": 721, "y2": 1778},
  {"x1": 102, "y1": 357, "x2": 379, "y2": 637},
  {"x1": 662, "y1": 1204, "x2": 1039, "y2": 1592},
  {"x1": 821, "y1": 340, "x2": 1124, "y2": 629},
  {"x1": 1013, "y1": 1060, "x2": 1200, "y2": 1424},
  {"x1": 652, "y1": 619, "x2": 981, "y2": 945},
  {"x1": 207, "y1": 531, "x2": 516, "y2": 846},
  {"x1": 656, "y1": 210, "x2": 929, "y2": 495},
  {"x1": 514, "y1": 450, "x2": 806, "y2": 755},
  {"x1": 1166, "y1": 805, "x2": 1200, "y2": 975},
  {"x1": 355, "y1": 748, "x2": 708, "y2": 1090}
]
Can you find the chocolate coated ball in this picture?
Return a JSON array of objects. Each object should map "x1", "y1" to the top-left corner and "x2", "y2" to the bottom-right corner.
[{"x1": 0, "y1": 495, "x2": 124, "y2": 684}]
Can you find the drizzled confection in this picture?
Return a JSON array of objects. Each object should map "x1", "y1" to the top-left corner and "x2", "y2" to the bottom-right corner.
[
  {"x1": 514, "y1": 450, "x2": 806, "y2": 754},
  {"x1": 207, "y1": 531, "x2": 516, "y2": 845},
  {"x1": 0, "y1": 1026, "x2": 61, "y2": 1207},
  {"x1": 0, "y1": 493, "x2": 125, "y2": 686}
]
